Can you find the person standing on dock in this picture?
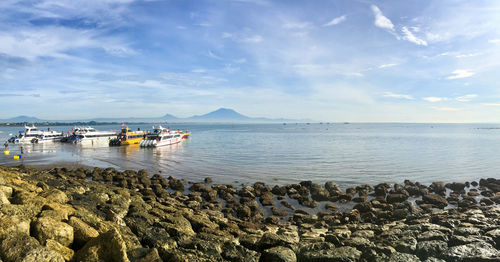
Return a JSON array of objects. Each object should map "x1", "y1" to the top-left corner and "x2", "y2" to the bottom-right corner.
[
  {"x1": 20, "y1": 146, "x2": 24, "y2": 154},
  {"x1": 4, "y1": 141, "x2": 8, "y2": 149}
]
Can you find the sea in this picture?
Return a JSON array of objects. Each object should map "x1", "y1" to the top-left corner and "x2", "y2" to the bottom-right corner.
[{"x1": 1, "y1": 123, "x2": 500, "y2": 188}]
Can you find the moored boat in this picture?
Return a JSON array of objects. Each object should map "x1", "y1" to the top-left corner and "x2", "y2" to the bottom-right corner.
[
  {"x1": 109, "y1": 125, "x2": 146, "y2": 146},
  {"x1": 67, "y1": 127, "x2": 116, "y2": 144},
  {"x1": 13, "y1": 125, "x2": 63, "y2": 143},
  {"x1": 139, "y1": 126, "x2": 182, "y2": 147}
]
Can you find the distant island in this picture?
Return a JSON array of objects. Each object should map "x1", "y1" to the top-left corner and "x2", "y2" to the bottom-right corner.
[{"x1": 0, "y1": 108, "x2": 308, "y2": 124}]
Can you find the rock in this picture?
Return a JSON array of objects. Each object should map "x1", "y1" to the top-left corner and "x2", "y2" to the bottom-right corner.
[
  {"x1": 310, "y1": 184, "x2": 330, "y2": 201},
  {"x1": 261, "y1": 246, "x2": 296, "y2": 262},
  {"x1": 74, "y1": 228, "x2": 129, "y2": 262},
  {"x1": 68, "y1": 216, "x2": 100, "y2": 248},
  {"x1": 298, "y1": 244, "x2": 361, "y2": 262},
  {"x1": 127, "y1": 248, "x2": 162, "y2": 262},
  {"x1": 45, "y1": 239, "x2": 74, "y2": 261},
  {"x1": 443, "y1": 242, "x2": 500, "y2": 261},
  {"x1": 237, "y1": 205, "x2": 252, "y2": 218},
  {"x1": 486, "y1": 229, "x2": 500, "y2": 249},
  {"x1": 416, "y1": 240, "x2": 448, "y2": 260},
  {"x1": 271, "y1": 207, "x2": 289, "y2": 217},
  {"x1": 221, "y1": 242, "x2": 260, "y2": 262},
  {"x1": 0, "y1": 191, "x2": 9, "y2": 204},
  {"x1": 204, "y1": 177, "x2": 212, "y2": 184},
  {"x1": 0, "y1": 234, "x2": 64, "y2": 262},
  {"x1": 272, "y1": 186, "x2": 287, "y2": 196},
  {"x1": 40, "y1": 188, "x2": 69, "y2": 204},
  {"x1": 393, "y1": 237, "x2": 417, "y2": 253},
  {"x1": 0, "y1": 215, "x2": 30, "y2": 239},
  {"x1": 387, "y1": 193, "x2": 408, "y2": 204},
  {"x1": 33, "y1": 217, "x2": 74, "y2": 246},
  {"x1": 259, "y1": 231, "x2": 299, "y2": 250},
  {"x1": 386, "y1": 252, "x2": 421, "y2": 262},
  {"x1": 422, "y1": 194, "x2": 448, "y2": 208},
  {"x1": 325, "y1": 203, "x2": 338, "y2": 211}
]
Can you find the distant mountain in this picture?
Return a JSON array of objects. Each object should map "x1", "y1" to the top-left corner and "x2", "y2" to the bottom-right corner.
[
  {"x1": 162, "y1": 114, "x2": 179, "y2": 120},
  {"x1": 188, "y1": 108, "x2": 251, "y2": 121},
  {"x1": 4, "y1": 115, "x2": 44, "y2": 122},
  {"x1": 0, "y1": 108, "x2": 308, "y2": 123}
]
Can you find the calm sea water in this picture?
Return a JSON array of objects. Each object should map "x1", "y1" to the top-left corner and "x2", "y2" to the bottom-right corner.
[{"x1": 1, "y1": 123, "x2": 500, "y2": 188}]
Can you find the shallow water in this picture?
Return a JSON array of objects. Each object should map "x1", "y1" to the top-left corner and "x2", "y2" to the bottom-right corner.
[{"x1": 1, "y1": 123, "x2": 500, "y2": 187}]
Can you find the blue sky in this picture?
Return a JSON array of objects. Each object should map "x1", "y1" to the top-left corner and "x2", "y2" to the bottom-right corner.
[{"x1": 0, "y1": 0, "x2": 499, "y2": 122}]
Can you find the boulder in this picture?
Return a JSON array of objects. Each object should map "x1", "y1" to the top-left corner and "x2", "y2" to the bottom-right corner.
[
  {"x1": 443, "y1": 242, "x2": 500, "y2": 261},
  {"x1": 422, "y1": 194, "x2": 448, "y2": 208},
  {"x1": 261, "y1": 246, "x2": 296, "y2": 262},
  {"x1": 386, "y1": 252, "x2": 421, "y2": 262},
  {"x1": 416, "y1": 240, "x2": 448, "y2": 260},
  {"x1": 68, "y1": 216, "x2": 100, "y2": 248},
  {"x1": 33, "y1": 217, "x2": 74, "y2": 246},
  {"x1": 74, "y1": 228, "x2": 129, "y2": 262},
  {"x1": 45, "y1": 239, "x2": 74, "y2": 261},
  {"x1": 221, "y1": 242, "x2": 260, "y2": 262},
  {"x1": 0, "y1": 215, "x2": 30, "y2": 240},
  {"x1": 298, "y1": 245, "x2": 361, "y2": 262},
  {"x1": 0, "y1": 234, "x2": 64, "y2": 262}
]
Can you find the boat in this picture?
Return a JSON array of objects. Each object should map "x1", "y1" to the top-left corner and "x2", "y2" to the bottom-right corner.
[
  {"x1": 13, "y1": 125, "x2": 63, "y2": 143},
  {"x1": 174, "y1": 129, "x2": 190, "y2": 139},
  {"x1": 66, "y1": 127, "x2": 116, "y2": 144},
  {"x1": 109, "y1": 125, "x2": 146, "y2": 146},
  {"x1": 139, "y1": 126, "x2": 182, "y2": 147}
]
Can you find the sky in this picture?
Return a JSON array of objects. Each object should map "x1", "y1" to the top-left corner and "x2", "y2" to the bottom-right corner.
[{"x1": 0, "y1": 0, "x2": 500, "y2": 122}]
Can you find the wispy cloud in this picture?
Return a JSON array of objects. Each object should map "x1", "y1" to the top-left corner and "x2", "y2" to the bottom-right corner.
[
  {"x1": 378, "y1": 63, "x2": 398, "y2": 69},
  {"x1": 242, "y1": 35, "x2": 263, "y2": 43},
  {"x1": 423, "y1": 97, "x2": 448, "y2": 102},
  {"x1": 383, "y1": 92, "x2": 413, "y2": 100},
  {"x1": 323, "y1": 15, "x2": 346, "y2": 27},
  {"x1": 371, "y1": 5, "x2": 394, "y2": 31},
  {"x1": 433, "y1": 107, "x2": 461, "y2": 111},
  {"x1": 447, "y1": 69, "x2": 475, "y2": 79},
  {"x1": 481, "y1": 103, "x2": 500, "y2": 106},
  {"x1": 488, "y1": 39, "x2": 500, "y2": 44},
  {"x1": 401, "y1": 26, "x2": 427, "y2": 46},
  {"x1": 455, "y1": 94, "x2": 477, "y2": 102}
]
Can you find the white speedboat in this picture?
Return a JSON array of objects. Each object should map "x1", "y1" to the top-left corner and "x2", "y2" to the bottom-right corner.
[
  {"x1": 14, "y1": 125, "x2": 63, "y2": 143},
  {"x1": 69, "y1": 127, "x2": 116, "y2": 145},
  {"x1": 139, "y1": 126, "x2": 182, "y2": 147}
]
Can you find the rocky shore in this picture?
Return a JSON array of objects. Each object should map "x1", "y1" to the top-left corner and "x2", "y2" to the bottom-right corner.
[{"x1": 0, "y1": 165, "x2": 499, "y2": 262}]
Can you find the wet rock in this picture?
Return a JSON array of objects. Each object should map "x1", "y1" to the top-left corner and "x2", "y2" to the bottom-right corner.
[
  {"x1": 325, "y1": 203, "x2": 339, "y2": 211},
  {"x1": 272, "y1": 185, "x2": 288, "y2": 196},
  {"x1": 392, "y1": 236, "x2": 417, "y2": 253},
  {"x1": 259, "y1": 231, "x2": 299, "y2": 250},
  {"x1": 422, "y1": 194, "x2": 448, "y2": 208},
  {"x1": 387, "y1": 193, "x2": 409, "y2": 204},
  {"x1": 237, "y1": 205, "x2": 252, "y2": 219},
  {"x1": 443, "y1": 241, "x2": 500, "y2": 261},
  {"x1": 74, "y1": 228, "x2": 129, "y2": 262},
  {"x1": 430, "y1": 182, "x2": 446, "y2": 195},
  {"x1": 281, "y1": 201, "x2": 295, "y2": 210},
  {"x1": 310, "y1": 183, "x2": 330, "y2": 201},
  {"x1": 446, "y1": 182, "x2": 466, "y2": 192},
  {"x1": 271, "y1": 207, "x2": 289, "y2": 217},
  {"x1": 261, "y1": 246, "x2": 296, "y2": 262},
  {"x1": 418, "y1": 230, "x2": 449, "y2": 242},
  {"x1": 486, "y1": 229, "x2": 500, "y2": 249},
  {"x1": 33, "y1": 217, "x2": 74, "y2": 247},
  {"x1": 168, "y1": 177, "x2": 184, "y2": 191}
]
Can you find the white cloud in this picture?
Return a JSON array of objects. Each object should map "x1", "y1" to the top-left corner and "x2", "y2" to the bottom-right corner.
[
  {"x1": 323, "y1": 15, "x2": 346, "y2": 27},
  {"x1": 383, "y1": 92, "x2": 413, "y2": 100},
  {"x1": 447, "y1": 69, "x2": 475, "y2": 79},
  {"x1": 234, "y1": 58, "x2": 247, "y2": 64},
  {"x1": 0, "y1": 26, "x2": 135, "y2": 60},
  {"x1": 482, "y1": 103, "x2": 500, "y2": 106},
  {"x1": 378, "y1": 63, "x2": 397, "y2": 69},
  {"x1": 401, "y1": 26, "x2": 427, "y2": 46},
  {"x1": 371, "y1": 5, "x2": 394, "y2": 31},
  {"x1": 433, "y1": 107, "x2": 461, "y2": 111},
  {"x1": 455, "y1": 53, "x2": 480, "y2": 58},
  {"x1": 488, "y1": 39, "x2": 500, "y2": 44},
  {"x1": 242, "y1": 35, "x2": 263, "y2": 43},
  {"x1": 191, "y1": 69, "x2": 206, "y2": 73},
  {"x1": 207, "y1": 50, "x2": 222, "y2": 60},
  {"x1": 423, "y1": 97, "x2": 447, "y2": 102},
  {"x1": 455, "y1": 94, "x2": 477, "y2": 102}
]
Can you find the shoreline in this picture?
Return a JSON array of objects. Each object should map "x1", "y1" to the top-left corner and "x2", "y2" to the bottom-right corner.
[{"x1": 0, "y1": 164, "x2": 499, "y2": 261}]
